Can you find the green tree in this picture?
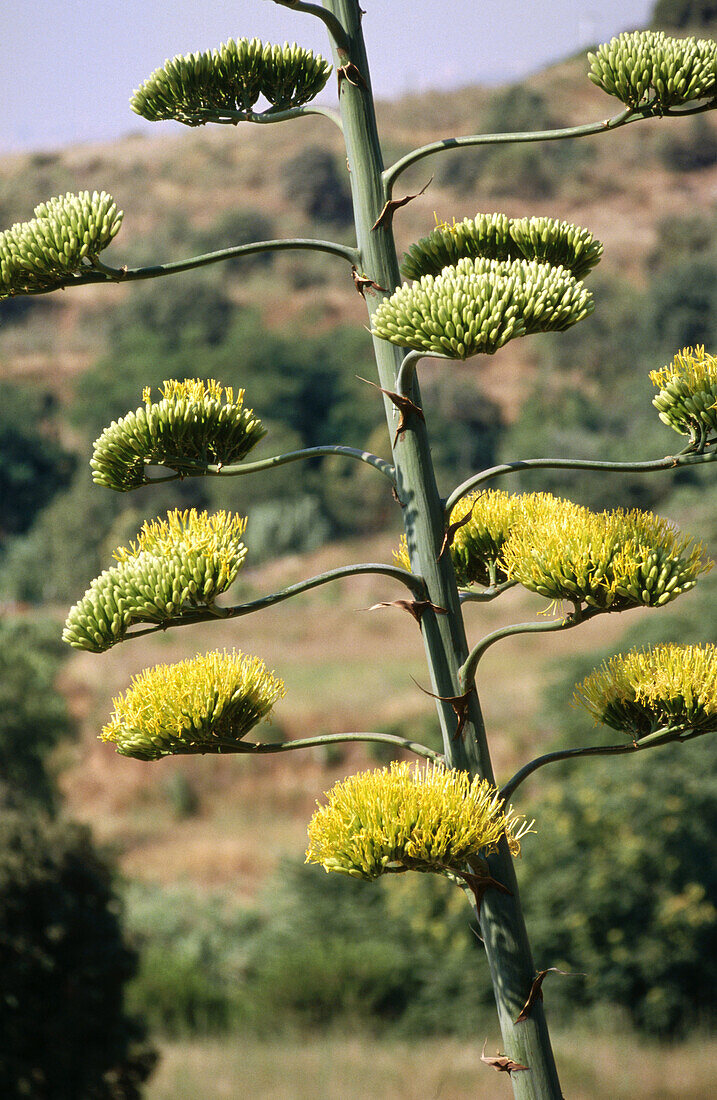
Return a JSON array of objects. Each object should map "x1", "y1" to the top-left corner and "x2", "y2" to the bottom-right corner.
[
  {"x1": 0, "y1": 811, "x2": 157, "y2": 1099},
  {"x1": 652, "y1": 0, "x2": 717, "y2": 28},
  {"x1": 0, "y1": 619, "x2": 74, "y2": 812},
  {"x1": 0, "y1": 383, "x2": 75, "y2": 542}
]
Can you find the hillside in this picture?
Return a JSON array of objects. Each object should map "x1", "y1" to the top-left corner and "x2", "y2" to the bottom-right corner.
[{"x1": 2, "y1": 50, "x2": 715, "y2": 416}]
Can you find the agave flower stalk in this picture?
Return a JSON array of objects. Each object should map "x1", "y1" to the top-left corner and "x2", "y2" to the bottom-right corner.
[{"x1": 17, "y1": 3, "x2": 717, "y2": 1096}]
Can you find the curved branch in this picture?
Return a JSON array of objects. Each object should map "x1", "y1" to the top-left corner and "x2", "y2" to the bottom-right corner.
[
  {"x1": 444, "y1": 447, "x2": 717, "y2": 517},
  {"x1": 250, "y1": 730, "x2": 442, "y2": 761},
  {"x1": 270, "y1": 0, "x2": 351, "y2": 55},
  {"x1": 395, "y1": 349, "x2": 451, "y2": 397},
  {"x1": 500, "y1": 726, "x2": 688, "y2": 802},
  {"x1": 384, "y1": 98, "x2": 716, "y2": 196},
  {"x1": 383, "y1": 106, "x2": 641, "y2": 194},
  {"x1": 144, "y1": 444, "x2": 396, "y2": 487},
  {"x1": 459, "y1": 608, "x2": 602, "y2": 691},
  {"x1": 163, "y1": 730, "x2": 441, "y2": 762},
  {"x1": 119, "y1": 562, "x2": 426, "y2": 644},
  {"x1": 14, "y1": 238, "x2": 359, "y2": 300},
  {"x1": 459, "y1": 580, "x2": 518, "y2": 603}
]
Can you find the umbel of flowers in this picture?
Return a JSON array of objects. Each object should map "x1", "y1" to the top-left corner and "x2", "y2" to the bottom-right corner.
[
  {"x1": 63, "y1": 509, "x2": 248, "y2": 652},
  {"x1": 398, "y1": 489, "x2": 710, "y2": 609},
  {"x1": 103, "y1": 649, "x2": 285, "y2": 760},
  {"x1": 574, "y1": 643, "x2": 717, "y2": 742},
  {"x1": 91, "y1": 379, "x2": 266, "y2": 492},
  {"x1": 306, "y1": 761, "x2": 532, "y2": 880},
  {"x1": 0, "y1": 191, "x2": 122, "y2": 299}
]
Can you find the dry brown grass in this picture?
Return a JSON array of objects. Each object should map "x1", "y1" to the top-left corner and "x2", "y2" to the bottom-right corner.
[{"x1": 147, "y1": 1031, "x2": 717, "y2": 1100}]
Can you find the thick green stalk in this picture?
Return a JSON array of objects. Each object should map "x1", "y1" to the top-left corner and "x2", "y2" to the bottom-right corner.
[{"x1": 322, "y1": 1, "x2": 563, "y2": 1095}]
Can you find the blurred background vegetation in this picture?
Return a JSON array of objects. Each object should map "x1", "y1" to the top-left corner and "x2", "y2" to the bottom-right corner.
[{"x1": 1, "y1": 0, "x2": 716, "y2": 1095}]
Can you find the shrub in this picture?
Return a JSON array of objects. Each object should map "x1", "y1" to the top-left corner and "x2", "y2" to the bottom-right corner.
[
  {"x1": 284, "y1": 144, "x2": 353, "y2": 225},
  {"x1": 519, "y1": 737, "x2": 717, "y2": 1037},
  {"x1": 0, "y1": 618, "x2": 74, "y2": 812},
  {"x1": 652, "y1": 0, "x2": 717, "y2": 29},
  {"x1": 0, "y1": 383, "x2": 75, "y2": 542},
  {"x1": 0, "y1": 811, "x2": 156, "y2": 1098}
]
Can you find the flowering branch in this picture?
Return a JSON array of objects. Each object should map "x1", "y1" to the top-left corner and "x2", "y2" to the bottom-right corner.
[
  {"x1": 499, "y1": 726, "x2": 690, "y2": 802},
  {"x1": 143, "y1": 444, "x2": 396, "y2": 488},
  {"x1": 119, "y1": 562, "x2": 426, "y2": 644},
  {"x1": 444, "y1": 446, "x2": 717, "y2": 517},
  {"x1": 459, "y1": 607, "x2": 602, "y2": 692},
  {"x1": 11, "y1": 238, "x2": 359, "y2": 299},
  {"x1": 383, "y1": 99, "x2": 714, "y2": 197}
]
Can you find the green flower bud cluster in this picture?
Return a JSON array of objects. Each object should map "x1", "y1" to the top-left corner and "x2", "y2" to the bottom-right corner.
[
  {"x1": 502, "y1": 499, "x2": 711, "y2": 611},
  {"x1": 102, "y1": 649, "x2": 285, "y2": 760},
  {"x1": 91, "y1": 378, "x2": 267, "y2": 492},
  {"x1": 650, "y1": 345, "x2": 717, "y2": 442},
  {"x1": 575, "y1": 643, "x2": 717, "y2": 741},
  {"x1": 372, "y1": 257, "x2": 593, "y2": 360},
  {"x1": 588, "y1": 31, "x2": 717, "y2": 111},
  {"x1": 63, "y1": 509, "x2": 248, "y2": 652},
  {"x1": 401, "y1": 212, "x2": 603, "y2": 282},
  {"x1": 306, "y1": 761, "x2": 532, "y2": 880},
  {"x1": 131, "y1": 38, "x2": 332, "y2": 125},
  {"x1": 0, "y1": 192, "x2": 122, "y2": 300}
]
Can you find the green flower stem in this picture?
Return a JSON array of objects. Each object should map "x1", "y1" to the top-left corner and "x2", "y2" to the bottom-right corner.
[
  {"x1": 143, "y1": 444, "x2": 396, "y2": 486},
  {"x1": 383, "y1": 99, "x2": 713, "y2": 196},
  {"x1": 270, "y1": 0, "x2": 351, "y2": 55},
  {"x1": 178, "y1": 103, "x2": 344, "y2": 131},
  {"x1": 155, "y1": 729, "x2": 441, "y2": 760},
  {"x1": 396, "y1": 349, "x2": 451, "y2": 397},
  {"x1": 16, "y1": 239, "x2": 359, "y2": 298},
  {"x1": 500, "y1": 727, "x2": 687, "y2": 802},
  {"x1": 459, "y1": 608, "x2": 603, "y2": 694},
  {"x1": 459, "y1": 580, "x2": 519, "y2": 603},
  {"x1": 325, "y1": 1, "x2": 563, "y2": 1093},
  {"x1": 118, "y1": 562, "x2": 425, "y2": 644},
  {"x1": 444, "y1": 447, "x2": 717, "y2": 517},
  {"x1": 250, "y1": 730, "x2": 443, "y2": 761}
]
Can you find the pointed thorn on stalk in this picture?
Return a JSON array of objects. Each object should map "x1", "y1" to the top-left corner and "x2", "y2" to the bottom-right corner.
[
  {"x1": 411, "y1": 679, "x2": 474, "y2": 741},
  {"x1": 356, "y1": 376, "x2": 424, "y2": 444},
  {"x1": 351, "y1": 266, "x2": 387, "y2": 298},
  {"x1": 461, "y1": 870, "x2": 512, "y2": 914},
  {"x1": 514, "y1": 968, "x2": 585, "y2": 1024},
  {"x1": 439, "y1": 499, "x2": 478, "y2": 559},
  {"x1": 337, "y1": 62, "x2": 367, "y2": 93},
  {"x1": 361, "y1": 599, "x2": 448, "y2": 624},
  {"x1": 480, "y1": 1041, "x2": 529, "y2": 1075},
  {"x1": 371, "y1": 178, "x2": 433, "y2": 231}
]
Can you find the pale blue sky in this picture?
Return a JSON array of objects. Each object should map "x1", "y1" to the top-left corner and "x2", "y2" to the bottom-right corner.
[{"x1": 3, "y1": 1, "x2": 655, "y2": 153}]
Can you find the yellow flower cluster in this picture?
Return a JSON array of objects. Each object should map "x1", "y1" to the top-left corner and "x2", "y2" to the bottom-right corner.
[
  {"x1": 63, "y1": 509, "x2": 247, "y2": 652},
  {"x1": 395, "y1": 491, "x2": 709, "y2": 611},
  {"x1": 372, "y1": 257, "x2": 593, "y2": 360},
  {"x1": 91, "y1": 378, "x2": 266, "y2": 492},
  {"x1": 102, "y1": 649, "x2": 285, "y2": 760},
  {"x1": 306, "y1": 761, "x2": 532, "y2": 880},
  {"x1": 650, "y1": 346, "x2": 717, "y2": 442},
  {"x1": 575, "y1": 643, "x2": 717, "y2": 740},
  {"x1": 448, "y1": 489, "x2": 558, "y2": 587},
  {"x1": 502, "y1": 502, "x2": 710, "y2": 611},
  {"x1": 401, "y1": 212, "x2": 603, "y2": 282}
]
